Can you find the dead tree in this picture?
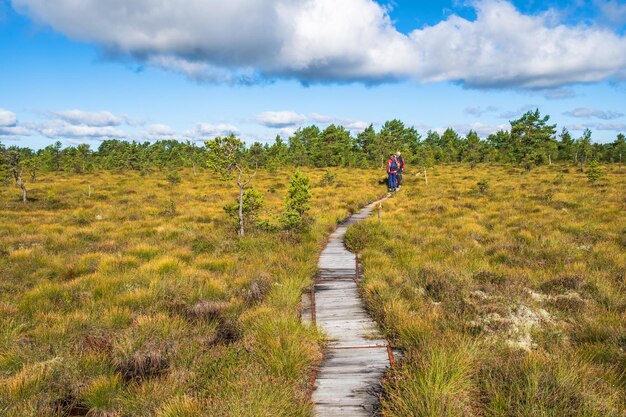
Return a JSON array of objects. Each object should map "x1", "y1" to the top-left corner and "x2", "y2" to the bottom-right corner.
[
  {"x1": 7, "y1": 154, "x2": 28, "y2": 202},
  {"x1": 13, "y1": 167, "x2": 27, "y2": 203}
]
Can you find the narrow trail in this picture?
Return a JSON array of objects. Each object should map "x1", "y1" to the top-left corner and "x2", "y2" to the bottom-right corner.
[{"x1": 302, "y1": 199, "x2": 396, "y2": 416}]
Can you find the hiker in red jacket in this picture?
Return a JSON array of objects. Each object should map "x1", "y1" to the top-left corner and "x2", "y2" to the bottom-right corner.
[
  {"x1": 396, "y1": 151, "x2": 405, "y2": 189},
  {"x1": 386, "y1": 154, "x2": 399, "y2": 192}
]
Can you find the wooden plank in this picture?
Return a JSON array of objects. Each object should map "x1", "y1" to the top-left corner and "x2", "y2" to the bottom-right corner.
[{"x1": 308, "y1": 199, "x2": 393, "y2": 416}]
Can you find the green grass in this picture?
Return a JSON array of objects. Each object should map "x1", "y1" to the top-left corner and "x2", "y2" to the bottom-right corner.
[
  {"x1": 349, "y1": 164, "x2": 626, "y2": 416},
  {"x1": 0, "y1": 168, "x2": 382, "y2": 416}
]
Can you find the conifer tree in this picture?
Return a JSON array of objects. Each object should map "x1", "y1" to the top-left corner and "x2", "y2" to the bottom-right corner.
[
  {"x1": 282, "y1": 170, "x2": 312, "y2": 231},
  {"x1": 509, "y1": 109, "x2": 557, "y2": 170},
  {"x1": 586, "y1": 160, "x2": 605, "y2": 183}
]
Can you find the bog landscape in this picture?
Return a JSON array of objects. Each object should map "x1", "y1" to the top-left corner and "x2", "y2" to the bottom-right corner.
[
  {"x1": 2, "y1": 0, "x2": 626, "y2": 416},
  {"x1": 1, "y1": 114, "x2": 625, "y2": 416}
]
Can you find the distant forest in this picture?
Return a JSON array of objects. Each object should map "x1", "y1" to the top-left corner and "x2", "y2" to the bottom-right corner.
[{"x1": 2, "y1": 110, "x2": 625, "y2": 180}]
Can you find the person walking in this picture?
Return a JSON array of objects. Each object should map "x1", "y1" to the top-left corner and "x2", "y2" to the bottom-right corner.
[
  {"x1": 396, "y1": 151, "x2": 405, "y2": 189},
  {"x1": 386, "y1": 154, "x2": 399, "y2": 192}
]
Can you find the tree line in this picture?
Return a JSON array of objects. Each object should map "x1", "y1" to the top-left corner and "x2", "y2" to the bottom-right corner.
[{"x1": 2, "y1": 110, "x2": 625, "y2": 185}]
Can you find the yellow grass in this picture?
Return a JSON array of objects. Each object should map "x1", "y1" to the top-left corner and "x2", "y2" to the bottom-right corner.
[
  {"x1": 0, "y1": 168, "x2": 382, "y2": 416},
  {"x1": 348, "y1": 164, "x2": 626, "y2": 416}
]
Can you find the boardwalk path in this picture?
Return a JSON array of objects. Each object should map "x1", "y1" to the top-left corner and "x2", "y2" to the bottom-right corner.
[{"x1": 302, "y1": 199, "x2": 394, "y2": 416}]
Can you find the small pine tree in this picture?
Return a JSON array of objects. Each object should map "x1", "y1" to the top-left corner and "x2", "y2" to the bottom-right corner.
[
  {"x1": 477, "y1": 179, "x2": 489, "y2": 194},
  {"x1": 586, "y1": 160, "x2": 605, "y2": 184},
  {"x1": 318, "y1": 170, "x2": 336, "y2": 186},
  {"x1": 282, "y1": 171, "x2": 312, "y2": 231},
  {"x1": 223, "y1": 187, "x2": 264, "y2": 231},
  {"x1": 165, "y1": 171, "x2": 181, "y2": 186}
]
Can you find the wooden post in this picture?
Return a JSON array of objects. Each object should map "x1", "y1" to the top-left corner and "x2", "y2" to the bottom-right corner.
[
  {"x1": 88, "y1": 184, "x2": 92, "y2": 197},
  {"x1": 377, "y1": 202, "x2": 382, "y2": 222},
  {"x1": 424, "y1": 167, "x2": 429, "y2": 184}
]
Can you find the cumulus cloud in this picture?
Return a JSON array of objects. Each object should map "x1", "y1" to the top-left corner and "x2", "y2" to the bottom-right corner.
[
  {"x1": 144, "y1": 123, "x2": 177, "y2": 139},
  {"x1": 52, "y1": 109, "x2": 128, "y2": 127},
  {"x1": 12, "y1": 0, "x2": 626, "y2": 88},
  {"x1": 35, "y1": 119, "x2": 128, "y2": 139},
  {"x1": 257, "y1": 111, "x2": 308, "y2": 128},
  {"x1": 31, "y1": 109, "x2": 131, "y2": 140},
  {"x1": 256, "y1": 110, "x2": 369, "y2": 132},
  {"x1": 185, "y1": 122, "x2": 240, "y2": 139},
  {"x1": 278, "y1": 127, "x2": 298, "y2": 138},
  {"x1": 0, "y1": 109, "x2": 32, "y2": 138},
  {"x1": 0, "y1": 109, "x2": 18, "y2": 127},
  {"x1": 563, "y1": 107, "x2": 624, "y2": 120},
  {"x1": 148, "y1": 55, "x2": 259, "y2": 84},
  {"x1": 0, "y1": 126, "x2": 31, "y2": 138},
  {"x1": 310, "y1": 113, "x2": 369, "y2": 131}
]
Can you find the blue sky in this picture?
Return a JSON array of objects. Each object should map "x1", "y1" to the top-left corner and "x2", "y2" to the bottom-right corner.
[{"x1": 1, "y1": 0, "x2": 626, "y2": 149}]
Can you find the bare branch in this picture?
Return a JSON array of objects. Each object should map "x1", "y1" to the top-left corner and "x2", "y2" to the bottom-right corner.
[{"x1": 242, "y1": 171, "x2": 257, "y2": 187}]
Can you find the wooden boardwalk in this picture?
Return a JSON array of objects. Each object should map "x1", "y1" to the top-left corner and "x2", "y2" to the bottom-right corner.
[{"x1": 302, "y1": 200, "x2": 394, "y2": 416}]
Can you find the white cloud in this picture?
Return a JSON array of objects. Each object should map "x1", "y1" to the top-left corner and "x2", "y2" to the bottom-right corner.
[
  {"x1": 0, "y1": 126, "x2": 32, "y2": 138},
  {"x1": 185, "y1": 122, "x2": 240, "y2": 139},
  {"x1": 278, "y1": 127, "x2": 297, "y2": 138},
  {"x1": 52, "y1": 109, "x2": 127, "y2": 127},
  {"x1": 0, "y1": 109, "x2": 18, "y2": 127},
  {"x1": 564, "y1": 107, "x2": 624, "y2": 120},
  {"x1": 310, "y1": 113, "x2": 369, "y2": 131},
  {"x1": 257, "y1": 111, "x2": 308, "y2": 128},
  {"x1": 0, "y1": 109, "x2": 32, "y2": 138},
  {"x1": 35, "y1": 119, "x2": 128, "y2": 139},
  {"x1": 28, "y1": 109, "x2": 132, "y2": 140},
  {"x1": 256, "y1": 111, "x2": 369, "y2": 132},
  {"x1": 12, "y1": 0, "x2": 626, "y2": 88},
  {"x1": 145, "y1": 123, "x2": 176, "y2": 137}
]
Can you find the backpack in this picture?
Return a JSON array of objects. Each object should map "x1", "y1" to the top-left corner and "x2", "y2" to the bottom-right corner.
[{"x1": 390, "y1": 159, "x2": 398, "y2": 171}]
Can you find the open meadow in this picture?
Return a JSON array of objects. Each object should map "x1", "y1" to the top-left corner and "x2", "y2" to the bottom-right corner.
[
  {"x1": 4, "y1": 0, "x2": 626, "y2": 415},
  {"x1": 2, "y1": 162, "x2": 625, "y2": 417},
  {"x1": 347, "y1": 164, "x2": 626, "y2": 416},
  {"x1": 0, "y1": 168, "x2": 382, "y2": 417}
]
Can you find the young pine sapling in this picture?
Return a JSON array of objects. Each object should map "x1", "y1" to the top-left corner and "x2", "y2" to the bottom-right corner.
[{"x1": 205, "y1": 135, "x2": 257, "y2": 237}]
